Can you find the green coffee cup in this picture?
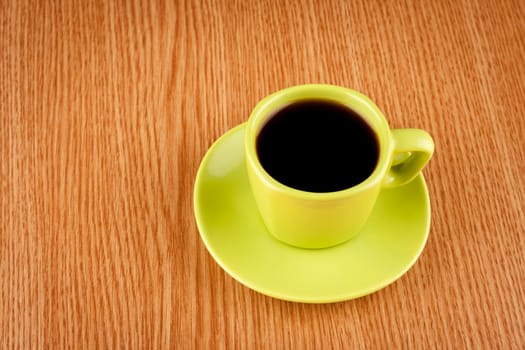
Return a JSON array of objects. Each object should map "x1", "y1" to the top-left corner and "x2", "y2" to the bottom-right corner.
[{"x1": 245, "y1": 84, "x2": 434, "y2": 249}]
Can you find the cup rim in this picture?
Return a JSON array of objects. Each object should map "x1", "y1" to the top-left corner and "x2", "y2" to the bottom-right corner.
[{"x1": 245, "y1": 84, "x2": 394, "y2": 200}]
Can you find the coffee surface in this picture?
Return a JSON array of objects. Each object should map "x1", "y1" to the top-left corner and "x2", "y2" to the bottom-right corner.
[{"x1": 256, "y1": 100, "x2": 379, "y2": 192}]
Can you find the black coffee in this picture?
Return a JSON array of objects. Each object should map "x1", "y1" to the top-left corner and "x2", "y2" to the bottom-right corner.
[{"x1": 256, "y1": 100, "x2": 379, "y2": 193}]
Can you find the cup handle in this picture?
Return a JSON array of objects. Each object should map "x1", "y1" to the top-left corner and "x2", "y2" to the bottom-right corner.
[{"x1": 382, "y1": 129, "x2": 434, "y2": 188}]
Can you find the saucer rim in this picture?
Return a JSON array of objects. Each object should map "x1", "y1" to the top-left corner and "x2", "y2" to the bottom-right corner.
[{"x1": 194, "y1": 123, "x2": 431, "y2": 303}]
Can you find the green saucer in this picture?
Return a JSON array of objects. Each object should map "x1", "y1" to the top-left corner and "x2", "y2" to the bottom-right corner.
[{"x1": 193, "y1": 124, "x2": 431, "y2": 303}]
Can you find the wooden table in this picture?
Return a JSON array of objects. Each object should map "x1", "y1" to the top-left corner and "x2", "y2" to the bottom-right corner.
[{"x1": 2, "y1": 0, "x2": 524, "y2": 348}]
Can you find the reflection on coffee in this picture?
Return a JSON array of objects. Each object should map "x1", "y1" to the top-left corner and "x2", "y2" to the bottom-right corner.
[{"x1": 256, "y1": 100, "x2": 379, "y2": 193}]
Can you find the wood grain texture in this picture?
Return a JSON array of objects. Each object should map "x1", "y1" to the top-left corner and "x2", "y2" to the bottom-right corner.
[{"x1": 1, "y1": 0, "x2": 524, "y2": 348}]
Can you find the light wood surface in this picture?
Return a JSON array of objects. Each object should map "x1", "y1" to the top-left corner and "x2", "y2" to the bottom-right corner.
[{"x1": 1, "y1": 0, "x2": 524, "y2": 348}]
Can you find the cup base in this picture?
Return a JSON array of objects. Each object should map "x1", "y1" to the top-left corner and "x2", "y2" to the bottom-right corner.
[{"x1": 194, "y1": 124, "x2": 431, "y2": 303}]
